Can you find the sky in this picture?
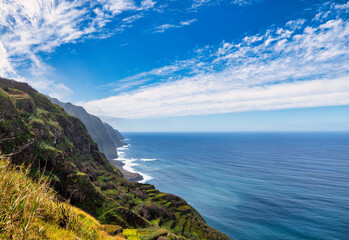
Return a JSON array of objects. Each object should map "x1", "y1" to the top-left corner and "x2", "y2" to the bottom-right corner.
[{"x1": 0, "y1": 0, "x2": 349, "y2": 132}]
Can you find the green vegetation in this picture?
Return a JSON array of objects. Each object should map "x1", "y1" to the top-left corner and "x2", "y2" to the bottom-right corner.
[
  {"x1": 0, "y1": 78, "x2": 230, "y2": 240},
  {"x1": 0, "y1": 156, "x2": 123, "y2": 240},
  {"x1": 39, "y1": 142, "x2": 60, "y2": 153}
]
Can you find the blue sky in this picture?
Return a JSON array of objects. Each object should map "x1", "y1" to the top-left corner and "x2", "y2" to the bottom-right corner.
[{"x1": 1, "y1": 0, "x2": 349, "y2": 131}]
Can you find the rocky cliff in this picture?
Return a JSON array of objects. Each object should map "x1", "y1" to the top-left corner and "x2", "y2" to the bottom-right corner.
[
  {"x1": 103, "y1": 122, "x2": 125, "y2": 148},
  {"x1": 48, "y1": 97, "x2": 142, "y2": 181},
  {"x1": 0, "y1": 77, "x2": 230, "y2": 240},
  {"x1": 48, "y1": 97, "x2": 122, "y2": 158}
]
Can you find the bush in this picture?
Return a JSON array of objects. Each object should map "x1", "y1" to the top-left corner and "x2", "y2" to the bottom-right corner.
[
  {"x1": 137, "y1": 204, "x2": 173, "y2": 221},
  {"x1": 130, "y1": 188, "x2": 147, "y2": 200}
]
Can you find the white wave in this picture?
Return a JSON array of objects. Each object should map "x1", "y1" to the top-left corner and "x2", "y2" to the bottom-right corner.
[
  {"x1": 115, "y1": 143, "x2": 154, "y2": 184},
  {"x1": 139, "y1": 173, "x2": 153, "y2": 183},
  {"x1": 140, "y1": 158, "x2": 157, "y2": 162},
  {"x1": 114, "y1": 156, "x2": 153, "y2": 184},
  {"x1": 115, "y1": 150, "x2": 126, "y2": 160},
  {"x1": 117, "y1": 145, "x2": 129, "y2": 151},
  {"x1": 121, "y1": 158, "x2": 140, "y2": 172}
]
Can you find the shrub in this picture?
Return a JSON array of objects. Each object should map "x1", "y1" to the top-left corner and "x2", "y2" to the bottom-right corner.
[
  {"x1": 130, "y1": 188, "x2": 147, "y2": 200},
  {"x1": 137, "y1": 204, "x2": 174, "y2": 221}
]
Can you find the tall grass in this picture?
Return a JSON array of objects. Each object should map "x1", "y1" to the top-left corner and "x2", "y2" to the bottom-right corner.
[{"x1": 0, "y1": 155, "x2": 124, "y2": 240}]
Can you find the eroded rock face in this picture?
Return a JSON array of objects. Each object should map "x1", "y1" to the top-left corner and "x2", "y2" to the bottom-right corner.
[
  {"x1": 49, "y1": 97, "x2": 121, "y2": 159},
  {"x1": 103, "y1": 122, "x2": 126, "y2": 148},
  {"x1": 0, "y1": 77, "x2": 230, "y2": 240}
]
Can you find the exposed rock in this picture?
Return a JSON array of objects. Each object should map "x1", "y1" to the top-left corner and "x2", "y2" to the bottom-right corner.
[
  {"x1": 103, "y1": 122, "x2": 126, "y2": 148},
  {"x1": 49, "y1": 97, "x2": 119, "y2": 159}
]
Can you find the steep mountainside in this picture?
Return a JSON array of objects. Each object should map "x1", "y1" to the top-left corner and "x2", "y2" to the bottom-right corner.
[
  {"x1": 103, "y1": 122, "x2": 125, "y2": 148},
  {"x1": 48, "y1": 97, "x2": 122, "y2": 159},
  {"x1": 115, "y1": 129, "x2": 125, "y2": 140},
  {"x1": 48, "y1": 97, "x2": 141, "y2": 181},
  {"x1": 0, "y1": 78, "x2": 230, "y2": 240}
]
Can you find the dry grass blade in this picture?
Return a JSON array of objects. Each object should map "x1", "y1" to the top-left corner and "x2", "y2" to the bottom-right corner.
[{"x1": 0, "y1": 155, "x2": 124, "y2": 240}]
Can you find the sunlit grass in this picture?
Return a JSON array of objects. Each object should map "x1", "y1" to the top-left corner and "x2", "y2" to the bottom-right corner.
[{"x1": 0, "y1": 155, "x2": 124, "y2": 240}]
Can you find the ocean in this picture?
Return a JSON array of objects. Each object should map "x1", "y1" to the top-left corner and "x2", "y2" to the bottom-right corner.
[{"x1": 116, "y1": 132, "x2": 349, "y2": 240}]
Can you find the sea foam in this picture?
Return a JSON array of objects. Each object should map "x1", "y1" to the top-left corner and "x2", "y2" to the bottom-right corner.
[
  {"x1": 116, "y1": 145, "x2": 153, "y2": 183},
  {"x1": 141, "y1": 158, "x2": 157, "y2": 161}
]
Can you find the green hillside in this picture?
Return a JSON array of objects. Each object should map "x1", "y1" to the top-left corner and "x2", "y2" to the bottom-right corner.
[
  {"x1": 0, "y1": 78, "x2": 229, "y2": 240},
  {"x1": 0, "y1": 155, "x2": 125, "y2": 240}
]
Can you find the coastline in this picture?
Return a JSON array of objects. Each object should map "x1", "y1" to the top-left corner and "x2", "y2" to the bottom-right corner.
[{"x1": 114, "y1": 144, "x2": 153, "y2": 183}]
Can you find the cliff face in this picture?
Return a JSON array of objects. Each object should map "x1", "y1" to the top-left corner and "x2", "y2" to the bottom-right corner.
[
  {"x1": 48, "y1": 97, "x2": 141, "y2": 181},
  {"x1": 48, "y1": 97, "x2": 123, "y2": 159},
  {"x1": 0, "y1": 78, "x2": 230, "y2": 240},
  {"x1": 103, "y1": 122, "x2": 125, "y2": 148}
]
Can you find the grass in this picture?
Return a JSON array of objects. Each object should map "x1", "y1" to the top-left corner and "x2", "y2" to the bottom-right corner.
[
  {"x1": 76, "y1": 171, "x2": 87, "y2": 176},
  {"x1": 36, "y1": 108, "x2": 49, "y2": 116},
  {"x1": 103, "y1": 224, "x2": 122, "y2": 234},
  {"x1": 39, "y1": 142, "x2": 59, "y2": 153},
  {"x1": 163, "y1": 202, "x2": 172, "y2": 208},
  {"x1": 6, "y1": 88, "x2": 30, "y2": 99},
  {"x1": 122, "y1": 227, "x2": 181, "y2": 240},
  {"x1": 176, "y1": 205, "x2": 191, "y2": 212},
  {"x1": 0, "y1": 155, "x2": 125, "y2": 240},
  {"x1": 46, "y1": 119, "x2": 62, "y2": 131},
  {"x1": 55, "y1": 136, "x2": 74, "y2": 151},
  {"x1": 28, "y1": 116, "x2": 45, "y2": 126}
]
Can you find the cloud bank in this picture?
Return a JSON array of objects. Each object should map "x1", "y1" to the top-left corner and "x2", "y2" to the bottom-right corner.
[
  {"x1": 0, "y1": 0, "x2": 153, "y2": 99},
  {"x1": 82, "y1": 2, "x2": 349, "y2": 118},
  {"x1": 0, "y1": 0, "x2": 242, "y2": 100}
]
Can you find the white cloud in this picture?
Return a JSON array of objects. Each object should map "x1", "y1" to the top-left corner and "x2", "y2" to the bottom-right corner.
[
  {"x1": 286, "y1": 19, "x2": 305, "y2": 29},
  {"x1": 191, "y1": 0, "x2": 212, "y2": 9},
  {"x1": 334, "y1": 2, "x2": 349, "y2": 9},
  {"x1": 83, "y1": 77, "x2": 349, "y2": 118},
  {"x1": 96, "y1": 0, "x2": 136, "y2": 14},
  {"x1": 139, "y1": 0, "x2": 156, "y2": 10},
  {"x1": 0, "y1": 42, "x2": 14, "y2": 76},
  {"x1": 46, "y1": 83, "x2": 74, "y2": 100},
  {"x1": 180, "y1": 19, "x2": 198, "y2": 26},
  {"x1": 231, "y1": 0, "x2": 261, "y2": 6},
  {"x1": 154, "y1": 19, "x2": 197, "y2": 33},
  {"x1": 0, "y1": 0, "x2": 154, "y2": 98},
  {"x1": 0, "y1": 0, "x2": 261, "y2": 99},
  {"x1": 123, "y1": 14, "x2": 144, "y2": 24},
  {"x1": 191, "y1": 0, "x2": 261, "y2": 9},
  {"x1": 82, "y1": 2, "x2": 349, "y2": 119}
]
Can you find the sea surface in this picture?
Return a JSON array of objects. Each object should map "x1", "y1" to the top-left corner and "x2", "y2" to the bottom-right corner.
[{"x1": 116, "y1": 132, "x2": 349, "y2": 240}]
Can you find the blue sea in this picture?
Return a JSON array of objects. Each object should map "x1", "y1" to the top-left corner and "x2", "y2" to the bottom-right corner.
[{"x1": 116, "y1": 132, "x2": 349, "y2": 240}]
